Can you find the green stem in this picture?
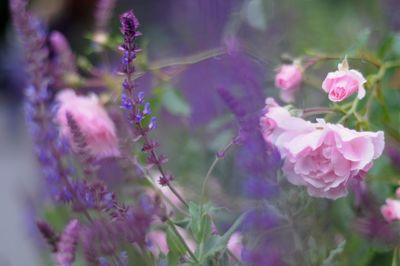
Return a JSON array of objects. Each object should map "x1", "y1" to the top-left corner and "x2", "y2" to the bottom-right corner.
[
  {"x1": 167, "y1": 219, "x2": 199, "y2": 263},
  {"x1": 200, "y1": 140, "x2": 235, "y2": 204},
  {"x1": 148, "y1": 47, "x2": 226, "y2": 71},
  {"x1": 392, "y1": 247, "x2": 398, "y2": 266},
  {"x1": 338, "y1": 98, "x2": 360, "y2": 124},
  {"x1": 305, "y1": 53, "x2": 382, "y2": 68},
  {"x1": 201, "y1": 156, "x2": 219, "y2": 203},
  {"x1": 133, "y1": 158, "x2": 189, "y2": 216}
]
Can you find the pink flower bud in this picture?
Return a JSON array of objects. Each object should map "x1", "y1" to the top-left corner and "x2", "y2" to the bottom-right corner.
[
  {"x1": 381, "y1": 199, "x2": 400, "y2": 222},
  {"x1": 274, "y1": 64, "x2": 303, "y2": 103},
  {"x1": 55, "y1": 89, "x2": 120, "y2": 159},
  {"x1": 322, "y1": 58, "x2": 366, "y2": 102}
]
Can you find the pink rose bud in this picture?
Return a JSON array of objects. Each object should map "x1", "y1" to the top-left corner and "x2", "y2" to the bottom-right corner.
[
  {"x1": 55, "y1": 89, "x2": 120, "y2": 159},
  {"x1": 381, "y1": 199, "x2": 400, "y2": 222},
  {"x1": 274, "y1": 63, "x2": 303, "y2": 103},
  {"x1": 260, "y1": 99, "x2": 384, "y2": 199},
  {"x1": 322, "y1": 57, "x2": 366, "y2": 102}
]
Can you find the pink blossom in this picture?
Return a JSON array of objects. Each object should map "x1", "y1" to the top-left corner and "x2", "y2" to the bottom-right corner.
[
  {"x1": 274, "y1": 64, "x2": 303, "y2": 103},
  {"x1": 260, "y1": 100, "x2": 384, "y2": 199},
  {"x1": 227, "y1": 232, "x2": 243, "y2": 261},
  {"x1": 147, "y1": 230, "x2": 169, "y2": 256},
  {"x1": 322, "y1": 59, "x2": 366, "y2": 102},
  {"x1": 55, "y1": 89, "x2": 120, "y2": 159},
  {"x1": 381, "y1": 199, "x2": 400, "y2": 222}
]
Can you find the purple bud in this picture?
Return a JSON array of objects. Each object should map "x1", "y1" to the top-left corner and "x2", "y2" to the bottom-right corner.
[
  {"x1": 55, "y1": 219, "x2": 80, "y2": 266},
  {"x1": 119, "y1": 251, "x2": 128, "y2": 266},
  {"x1": 148, "y1": 116, "x2": 157, "y2": 129},
  {"x1": 119, "y1": 10, "x2": 140, "y2": 39},
  {"x1": 98, "y1": 257, "x2": 110, "y2": 266},
  {"x1": 36, "y1": 220, "x2": 59, "y2": 252},
  {"x1": 143, "y1": 102, "x2": 151, "y2": 115},
  {"x1": 135, "y1": 112, "x2": 144, "y2": 123},
  {"x1": 137, "y1": 91, "x2": 145, "y2": 103}
]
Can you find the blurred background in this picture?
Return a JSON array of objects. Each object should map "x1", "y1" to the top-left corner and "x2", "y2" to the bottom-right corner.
[{"x1": 0, "y1": 0, "x2": 399, "y2": 265}]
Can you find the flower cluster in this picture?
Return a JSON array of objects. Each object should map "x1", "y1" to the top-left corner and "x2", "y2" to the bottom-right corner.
[
  {"x1": 275, "y1": 57, "x2": 366, "y2": 103},
  {"x1": 260, "y1": 98, "x2": 384, "y2": 199},
  {"x1": 11, "y1": 0, "x2": 400, "y2": 265}
]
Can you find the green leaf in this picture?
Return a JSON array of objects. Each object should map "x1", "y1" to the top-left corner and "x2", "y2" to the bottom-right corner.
[
  {"x1": 167, "y1": 227, "x2": 187, "y2": 256},
  {"x1": 322, "y1": 240, "x2": 346, "y2": 266},
  {"x1": 171, "y1": 218, "x2": 191, "y2": 229},
  {"x1": 244, "y1": 0, "x2": 267, "y2": 31},
  {"x1": 161, "y1": 87, "x2": 191, "y2": 117},
  {"x1": 167, "y1": 251, "x2": 180, "y2": 266},
  {"x1": 347, "y1": 29, "x2": 371, "y2": 55},
  {"x1": 378, "y1": 34, "x2": 394, "y2": 59},
  {"x1": 200, "y1": 212, "x2": 246, "y2": 261}
]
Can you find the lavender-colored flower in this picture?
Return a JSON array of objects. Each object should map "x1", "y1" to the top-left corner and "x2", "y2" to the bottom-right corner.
[
  {"x1": 10, "y1": 0, "x2": 73, "y2": 202},
  {"x1": 80, "y1": 197, "x2": 158, "y2": 265},
  {"x1": 118, "y1": 10, "x2": 188, "y2": 210},
  {"x1": 36, "y1": 220, "x2": 60, "y2": 252},
  {"x1": 65, "y1": 112, "x2": 96, "y2": 176},
  {"x1": 98, "y1": 257, "x2": 110, "y2": 266},
  {"x1": 55, "y1": 219, "x2": 80, "y2": 266}
]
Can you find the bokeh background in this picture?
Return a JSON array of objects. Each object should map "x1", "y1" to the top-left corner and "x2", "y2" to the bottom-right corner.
[{"x1": 0, "y1": 0, "x2": 399, "y2": 265}]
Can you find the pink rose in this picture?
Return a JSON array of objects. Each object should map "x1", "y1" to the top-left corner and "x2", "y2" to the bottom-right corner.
[
  {"x1": 56, "y1": 89, "x2": 120, "y2": 159},
  {"x1": 381, "y1": 199, "x2": 400, "y2": 222},
  {"x1": 260, "y1": 100, "x2": 384, "y2": 199},
  {"x1": 274, "y1": 64, "x2": 303, "y2": 103},
  {"x1": 322, "y1": 59, "x2": 366, "y2": 102}
]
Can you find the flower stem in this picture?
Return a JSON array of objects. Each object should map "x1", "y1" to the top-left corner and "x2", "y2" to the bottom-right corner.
[
  {"x1": 392, "y1": 247, "x2": 398, "y2": 266},
  {"x1": 167, "y1": 219, "x2": 199, "y2": 263},
  {"x1": 338, "y1": 98, "x2": 360, "y2": 124},
  {"x1": 201, "y1": 140, "x2": 234, "y2": 203}
]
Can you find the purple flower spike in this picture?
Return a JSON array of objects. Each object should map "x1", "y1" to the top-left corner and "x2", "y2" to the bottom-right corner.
[
  {"x1": 55, "y1": 219, "x2": 80, "y2": 266},
  {"x1": 36, "y1": 220, "x2": 60, "y2": 252}
]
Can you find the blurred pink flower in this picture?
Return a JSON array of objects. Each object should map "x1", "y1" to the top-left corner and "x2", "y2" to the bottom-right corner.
[
  {"x1": 322, "y1": 58, "x2": 366, "y2": 102},
  {"x1": 396, "y1": 187, "x2": 400, "y2": 198},
  {"x1": 147, "y1": 230, "x2": 169, "y2": 256},
  {"x1": 227, "y1": 232, "x2": 243, "y2": 261},
  {"x1": 260, "y1": 100, "x2": 384, "y2": 199},
  {"x1": 381, "y1": 199, "x2": 400, "y2": 222},
  {"x1": 56, "y1": 89, "x2": 120, "y2": 159},
  {"x1": 274, "y1": 64, "x2": 303, "y2": 103}
]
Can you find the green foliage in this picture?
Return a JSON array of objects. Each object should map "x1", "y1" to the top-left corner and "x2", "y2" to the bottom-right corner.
[
  {"x1": 158, "y1": 85, "x2": 191, "y2": 117},
  {"x1": 321, "y1": 240, "x2": 346, "y2": 266}
]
